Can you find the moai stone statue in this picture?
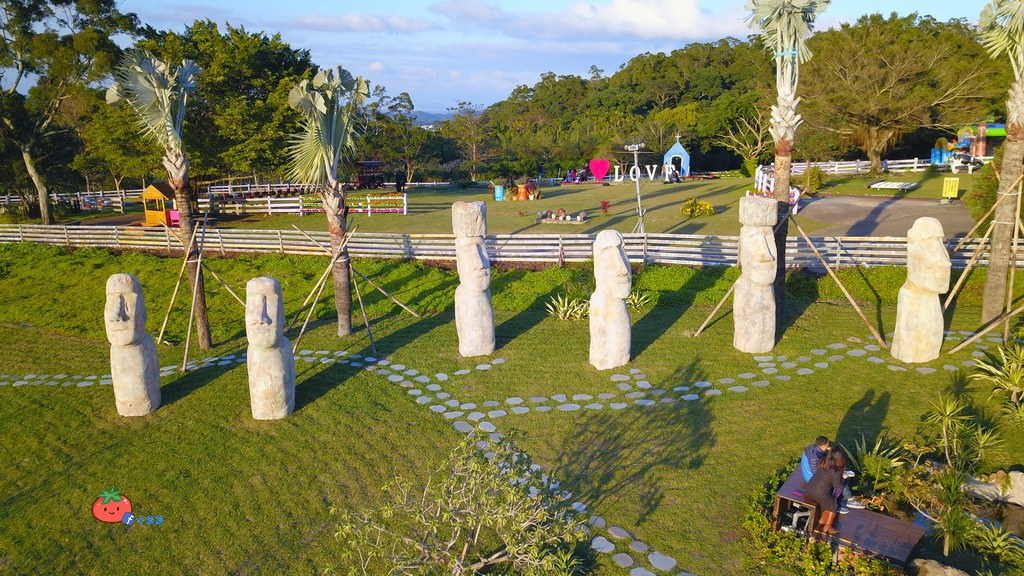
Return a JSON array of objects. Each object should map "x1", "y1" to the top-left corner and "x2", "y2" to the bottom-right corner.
[
  {"x1": 453, "y1": 201, "x2": 495, "y2": 357},
  {"x1": 590, "y1": 230, "x2": 632, "y2": 370},
  {"x1": 245, "y1": 277, "x2": 295, "y2": 420},
  {"x1": 734, "y1": 196, "x2": 778, "y2": 354},
  {"x1": 104, "y1": 273, "x2": 161, "y2": 416},
  {"x1": 892, "y1": 218, "x2": 951, "y2": 363}
]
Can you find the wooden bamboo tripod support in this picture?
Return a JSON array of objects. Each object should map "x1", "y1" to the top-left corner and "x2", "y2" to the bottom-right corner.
[
  {"x1": 157, "y1": 224, "x2": 200, "y2": 345},
  {"x1": 288, "y1": 228, "x2": 358, "y2": 352},
  {"x1": 181, "y1": 219, "x2": 210, "y2": 372},
  {"x1": 693, "y1": 283, "x2": 735, "y2": 338},
  {"x1": 290, "y1": 225, "x2": 420, "y2": 318},
  {"x1": 161, "y1": 224, "x2": 245, "y2": 307},
  {"x1": 350, "y1": 266, "x2": 377, "y2": 355}
]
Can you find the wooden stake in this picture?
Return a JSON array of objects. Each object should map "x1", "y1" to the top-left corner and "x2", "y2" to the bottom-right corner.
[
  {"x1": 157, "y1": 224, "x2": 200, "y2": 345},
  {"x1": 791, "y1": 216, "x2": 888, "y2": 348},
  {"x1": 948, "y1": 301, "x2": 1024, "y2": 354},
  {"x1": 694, "y1": 282, "x2": 736, "y2": 337},
  {"x1": 286, "y1": 227, "x2": 357, "y2": 331},
  {"x1": 290, "y1": 225, "x2": 420, "y2": 318},
  {"x1": 161, "y1": 224, "x2": 244, "y2": 308},
  {"x1": 944, "y1": 220, "x2": 996, "y2": 310},
  {"x1": 292, "y1": 264, "x2": 332, "y2": 353},
  {"x1": 1004, "y1": 179, "x2": 1023, "y2": 340},
  {"x1": 351, "y1": 268, "x2": 377, "y2": 354},
  {"x1": 950, "y1": 175, "x2": 1021, "y2": 254},
  {"x1": 181, "y1": 219, "x2": 209, "y2": 372}
]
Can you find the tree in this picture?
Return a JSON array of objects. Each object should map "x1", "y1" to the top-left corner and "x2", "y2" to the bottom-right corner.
[
  {"x1": 286, "y1": 66, "x2": 369, "y2": 337},
  {"x1": 72, "y1": 97, "x2": 162, "y2": 190},
  {"x1": 336, "y1": 434, "x2": 586, "y2": 575},
  {"x1": 442, "y1": 101, "x2": 491, "y2": 181},
  {"x1": 108, "y1": 50, "x2": 212, "y2": 349},
  {"x1": 746, "y1": 0, "x2": 830, "y2": 326},
  {"x1": 802, "y1": 14, "x2": 1002, "y2": 174},
  {"x1": 981, "y1": 0, "x2": 1024, "y2": 322},
  {"x1": 1, "y1": 0, "x2": 138, "y2": 224}
]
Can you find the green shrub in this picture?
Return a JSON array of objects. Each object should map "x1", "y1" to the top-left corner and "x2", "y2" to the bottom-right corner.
[
  {"x1": 963, "y1": 145, "x2": 1002, "y2": 228},
  {"x1": 679, "y1": 198, "x2": 715, "y2": 218},
  {"x1": 802, "y1": 166, "x2": 826, "y2": 195}
]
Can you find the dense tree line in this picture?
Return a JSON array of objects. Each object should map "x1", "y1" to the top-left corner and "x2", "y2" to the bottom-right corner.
[{"x1": 0, "y1": 4, "x2": 1011, "y2": 220}]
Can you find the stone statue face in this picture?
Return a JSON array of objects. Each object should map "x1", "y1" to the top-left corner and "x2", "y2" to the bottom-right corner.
[
  {"x1": 452, "y1": 201, "x2": 487, "y2": 237},
  {"x1": 739, "y1": 228, "x2": 777, "y2": 286},
  {"x1": 456, "y1": 239, "x2": 490, "y2": 291},
  {"x1": 594, "y1": 230, "x2": 631, "y2": 299},
  {"x1": 246, "y1": 277, "x2": 285, "y2": 349},
  {"x1": 907, "y1": 218, "x2": 950, "y2": 293},
  {"x1": 105, "y1": 273, "x2": 146, "y2": 346}
]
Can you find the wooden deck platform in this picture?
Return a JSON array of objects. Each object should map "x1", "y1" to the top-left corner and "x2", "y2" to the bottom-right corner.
[{"x1": 774, "y1": 469, "x2": 924, "y2": 565}]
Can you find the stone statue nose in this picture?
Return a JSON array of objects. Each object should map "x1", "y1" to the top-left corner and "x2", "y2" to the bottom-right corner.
[
  {"x1": 258, "y1": 296, "x2": 273, "y2": 325},
  {"x1": 109, "y1": 295, "x2": 130, "y2": 323}
]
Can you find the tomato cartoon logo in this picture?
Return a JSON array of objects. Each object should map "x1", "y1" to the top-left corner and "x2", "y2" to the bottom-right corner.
[{"x1": 92, "y1": 487, "x2": 133, "y2": 524}]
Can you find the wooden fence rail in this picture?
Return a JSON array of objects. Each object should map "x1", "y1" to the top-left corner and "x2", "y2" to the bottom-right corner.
[{"x1": 0, "y1": 224, "x2": 1016, "y2": 270}]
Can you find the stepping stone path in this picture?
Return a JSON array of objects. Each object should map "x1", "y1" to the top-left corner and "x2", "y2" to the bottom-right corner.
[{"x1": 614, "y1": 553, "x2": 634, "y2": 567}]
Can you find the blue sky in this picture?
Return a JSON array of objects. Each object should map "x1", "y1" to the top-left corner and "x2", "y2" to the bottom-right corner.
[{"x1": 120, "y1": 0, "x2": 983, "y2": 111}]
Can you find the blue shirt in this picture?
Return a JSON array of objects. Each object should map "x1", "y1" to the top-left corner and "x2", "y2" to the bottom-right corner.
[{"x1": 800, "y1": 444, "x2": 826, "y2": 482}]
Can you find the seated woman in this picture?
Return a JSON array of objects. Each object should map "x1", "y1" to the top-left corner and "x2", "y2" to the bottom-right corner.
[{"x1": 805, "y1": 447, "x2": 845, "y2": 535}]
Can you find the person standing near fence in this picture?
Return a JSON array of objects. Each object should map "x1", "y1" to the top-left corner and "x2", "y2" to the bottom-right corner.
[{"x1": 394, "y1": 170, "x2": 406, "y2": 193}]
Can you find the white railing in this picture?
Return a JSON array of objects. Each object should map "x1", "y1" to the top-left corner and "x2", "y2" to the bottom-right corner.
[
  {"x1": 754, "y1": 156, "x2": 995, "y2": 193},
  {"x1": 0, "y1": 224, "x2": 1013, "y2": 270}
]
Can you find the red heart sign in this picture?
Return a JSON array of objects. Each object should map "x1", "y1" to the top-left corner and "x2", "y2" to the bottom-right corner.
[{"x1": 589, "y1": 158, "x2": 611, "y2": 182}]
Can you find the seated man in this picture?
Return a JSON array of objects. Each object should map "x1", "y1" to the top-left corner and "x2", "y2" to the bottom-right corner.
[{"x1": 800, "y1": 435, "x2": 864, "y2": 514}]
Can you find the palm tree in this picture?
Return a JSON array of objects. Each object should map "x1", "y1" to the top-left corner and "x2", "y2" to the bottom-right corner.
[
  {"x1": 107, "y1": 50, "x2": 212, "y2": 349},
  {"x1": 746, "y1": 0, "x2": 830, "y2": 324},
  {"x1": 980, "y1": 1, "x2": 1024, "y2": 322},
  {"x1": 286, "y1": 66, "x2": 369, "y2": 337}
]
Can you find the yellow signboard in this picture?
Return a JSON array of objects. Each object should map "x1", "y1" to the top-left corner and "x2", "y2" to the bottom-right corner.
[{"x1": 943, "y1": 177, "x2": 960, "y2": 199}]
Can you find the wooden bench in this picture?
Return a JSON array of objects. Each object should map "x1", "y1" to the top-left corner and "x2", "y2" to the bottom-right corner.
[{"x1": 773, "y1": 468, "x2": 925, "y2": 565}]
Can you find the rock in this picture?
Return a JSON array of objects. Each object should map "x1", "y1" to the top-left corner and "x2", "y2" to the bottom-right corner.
[
  {"x1": 648, "y1": 551, "x2": 677, "y2": 571},
  {"x1": 613, "y1": 553, "x2": 634, "y2": 567},
  {"x1": 734, "y1": 197, "x2": 777, "y2": 353},
  {"x1": 591, "y1": 536, "x2": 614, "y2": 553},
  {"x1": 1008, "y1": 470, "x2": 1024, "y2": 506},
  {"x1": 590, "y1": 230, "x2": 631, "y2": 370},
  {"x1": 892, "y1": 218, "x2": 950, "y2": 363},
  {"x1": 104, "y1": 273, "x2": 160, "y2": 417},
  {"x1": 911, "y1": 559, "x2": 968, "y2": 576}
]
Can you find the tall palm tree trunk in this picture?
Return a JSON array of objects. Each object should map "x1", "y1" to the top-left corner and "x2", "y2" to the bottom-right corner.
[
  {"x1": 172, "y1": 185, "x2": 213, "y2": 349},
  {"x1": 772, "y1": 140, "x2": 793, "y2": 327},
  {"x1": 983, "y1": 78, "x2": 1024, "y2": 322},
  {"x1": 324, "y1": 187, "x2": 353, "y2": 337}
]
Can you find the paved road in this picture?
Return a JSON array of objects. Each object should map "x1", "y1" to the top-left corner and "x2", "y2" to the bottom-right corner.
[{"x1": 797, "y1": 195, "x2": 975, "y2": 238}]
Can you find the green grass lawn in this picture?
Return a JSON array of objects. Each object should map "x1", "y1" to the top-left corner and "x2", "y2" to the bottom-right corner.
[
  {"x1": 0, "y1": 243, "x2": 1021, "y2": 575},
  {"x1": 214, "y1": 178, "x2": 833, "y2": 237},
  {"x1": 817, "y1": 171, "x2": 980, "y2": 201}
]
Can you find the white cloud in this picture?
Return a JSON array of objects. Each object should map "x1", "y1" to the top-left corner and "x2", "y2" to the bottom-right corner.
[
  {"x1": 287, "y1": 13, "x2": 437, "y2": 33},
  {"x1": 368, "y1": 61, "x2": 385, "y2": 72}
]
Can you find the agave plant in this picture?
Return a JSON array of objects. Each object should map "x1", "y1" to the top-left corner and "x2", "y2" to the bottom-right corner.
[
  {"x1": 545, "y1": 294, "x2": 589, "y2": 321},
  {"x1": 626, "y1": 290, "x2": 654, "y2": 310},
  {"x1": 970, "y1": 343, "x2": 1024, "y2": 407},
  {"x1": 841, "y1": 435, "x2": 906, "y2": 495}
]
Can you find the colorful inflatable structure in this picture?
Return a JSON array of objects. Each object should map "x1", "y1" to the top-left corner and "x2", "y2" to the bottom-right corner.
[{"x1": 930, "y1": 124, "x2": 998, "y2": 172}]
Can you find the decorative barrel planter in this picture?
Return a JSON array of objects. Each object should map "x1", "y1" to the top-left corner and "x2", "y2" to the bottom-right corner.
[
  {"x1": 517, "y1": 185, "x2": 529, "y2": 201},
  {"x1": 493, "y1": 185, "x2": 505, "y2": 201}
]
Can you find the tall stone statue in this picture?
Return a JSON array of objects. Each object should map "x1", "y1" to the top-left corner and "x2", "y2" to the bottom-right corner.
[
  {"x1": 590, "y1": 230, "x2": 632, "y2": 370},
  {"x1": 892, "y1": 218, "x2": 951, "y2": 363},
  {"x1": 245, "y1": 277, "x2": 295, "y2": 419},
  {"x1": 734, "y1": 196, "x2": 778, "y2": 354},
  {"x1": 104, "y1": 273, "x2": 161, "y2": 416},
  {"x1": 453, "y1": 201, "x2": 495, "y2": 357}
]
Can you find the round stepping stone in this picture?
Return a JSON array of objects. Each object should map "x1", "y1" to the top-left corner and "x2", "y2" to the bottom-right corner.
[
  {"x1": 681, "y1": 394, "x2": 699, "y2": 401},
  {"x1": 591, "y1": 515, "x2": 606, "y2": 528},
  {"x1": 0, "y1": 382, "x2": 8, "y2": 386},
  {"x1": 416, "y1": 376, "x2": 432, "y2": 383},
  {"x1": 454, "y1": 369, "x2": 471, "y2": 376},
  {"x1": 610, "y1": 402, "x2": 628, "y2": 409},
  {"x1": 551, "y1": 394, "x2": 567, "y2": 402},
  {"x1": 467, "y1": 411, "x2": 486, "y2": 421},
  {"x1": 867, "y1": 356, "x2": 885, "y2": 364},
  {"x1": 828, "y1": 355, "x2": 844, "y2": 362},
  {"x1": 299, "y1": 350, "x2": 313, "y2": 356},
  {"x1": 400, "y1": 381, "x2": 414, "y2": 388},
  {"x1": 738, "y1": 372, "x2": 755, "y2": 379},
  {"x1": 753, "y1": 380, "x2": 770, "y2": 387},
  {"x1": 972, "y1": 351, "x2": 986, "y2": 358},
  {"x1": 585, "y1": 403, "x2": 604, "y2": 410},
  {"x1": 943, "y1": 364, "x2": 959, "y2": 371},
  {"x1": 635, "y1": 399, "x2": 655, "y2": 406},
  {"x1": 796, "y1": 368, "x2": 814, "y2": 376},
  {"x1": 333, "y1": 351, "x2": 348, "y2": 357},
  {"x1": 962, "y1": 360, "x2": 975, "y2": 367},
  {"x1": 672, "y1": 385, "x2": 689, "y2": 392},
  {"x1": 630, "y1": 368, "x2": 642, "y2": 374},
  {"x1": 625, "y1": 391, "x2": 645, "y2": 399},
  {"x1": 487, "y1": 410, "x2": 507, "y2": 418},
  {"x1": 512, "y1": 406, "x2": 530, "y2": 414},
  {"x1": 592, "y1": 536, "x2": 615, "y2": 553},
  {"x1": 661, "y1": 397, "x2": 676, "y2": 404},
  {"x1": 572, "y1": 502, "x2": 587, "y2": 512},
  {"x1": 757, "y1": 362, "x2": 775, "y2": 368},
  {"x1": 611, "y1": 374, "x2": 630, "y2": 381},
  {"x1": 350, "y1": 362, "x2": 362, "y2": 368},
  {"x1": 635, "y1": 381, "x2": 652, "y2": 389},
  {"x1": 781, "y1": 362, "x2": 796, "y2": 369},
  {"x1": 608, "y1": 526, "x2": 630, "y2": 539},
  {"x1": 718, "y1": 377, "x2": 735, "y2": 385},
  {"x1": 535, "y1": 405, "x2": 552, "y2": 412},
  {"x1": 598, "y1": 393, "x2": 616, "y2": 399},
  {"x1": 827, "y1": 343, "x2": 846, "y2": 349},
  {"x1": 776, "y1": 355, "x2": 788, "y2": 361},
  {"x1": 811, "y1": 349, "x2": 826, "y2": 355},
  {"x1": 796, "y1": 356, "x2": 811, "y2": 363},
  {"x1": 218, "y1": 360, "x2": 232, "y2": 366},
  {"x1": 753, "y1": 355, "x2": 773, "y2": 362},
  {"x1": 630, "y1": 568, "x2": 655, "y2": 576},
  {"x1": 694, "y1": 381, "x2": 711, "y2": 388},
  {"x1": 320, "y1": 358, "x2": 334, "y2": 364},
  {"x1": 453, "y1": 421, "x2": 474, "y2": 433},
  {"x1": 613, "y1": 553, "x2": 634, "y2": 568},
  {"x1": 814, "y1": 362, "x2": 829, "y2": 369},
  {"x1": 650, "y1": 389, "x2": 666, "y2": 395},
  {"x1": 847, "y1": 337, "x2": 862, "y2": 343},
  {"x1": 436, "y1": 392, "x2": 450, "y2": 400},
  {"x1": 917, "y1": 367, "x2": 937, "y2": 375},
  {"x1": 888, "y1": 365, "x2": 908, "y2": 371},
  {"x1": 775, "y1": 375, "x2": 791, "y2": 381},
  {"x1": 529, "y1": 396, "x2": 548, "y2": 403},
  {"x1": 958, "y1": 330, "x2": 974, "y2": 336},
  {"x1": 430, "y1": 405, "x2": 445, "y2": 413},
  {"x1": 506, "y1": 397, "x2": 524, "y2": 405},
  {"x1": 573, "y1": 394, "x2": 593, "y2": 401},
  {"x1": 847, "y1": 349, "x2": 866, "y2": 357},
  {"x1": 387, "y1": 374, "x2": 404, "y2": 382},
  {"x1": 617, "y1": 383, "x2": 633, "y2": 391},
  {"x1": 376, "y1": 369, "x2": 391, "y2": 376},
  {"x1": 728, "y1": 386, "x2": 748, "y2": 393},
  {"x1": 435, "y1": 373, "x2": 448, "y2": 381},
  {"x1": 408, "y1": 389, "x2": 422, "y2": 396},
  {"x1": 445, "y1": 399, "x2": 460, "y2": 407},
  {"x1": 648, "y1": 552, "x2": 677, "y2": 571},
  {"x1": 461, "y1": 403, "x2": 477, "y2": 410},
  {"x1": 475, "y1": 364, "x2": 491, "y2": 371},
  {"x1": 558, "y1": 403, "x2": 581, "y2": 411},
  {"x1": 444, "y1": 411, "x2": 464, "y2": 419},
  {"x1": 479, "y1": 421, "x2": 497, "y2": 433},
  {"x1": 416, "y1": 396, "x2": 432, "y2": 405},
  {"x1": 705, "y1": 389, "x2": 722, "y2": 396},
  {"x1": 76, "y1": 381, "x2": 92, "y2": 387},
  {"x1": 483, "y1": 400, "x2": 500, "y2": 408},
  {"x1": 630, "y1": 541, "x2": 648, "y2": 553},
  {"x1": 762, "y1": 367, "x2": 778, "y2": 374},
  {"x1": 864, "y1": 345, "x2": 880, "y2": 352}
]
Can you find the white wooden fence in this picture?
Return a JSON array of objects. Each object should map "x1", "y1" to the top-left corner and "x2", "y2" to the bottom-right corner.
[
  {"x1": 754, "y1": 156, "x2": 995, "y2": 193},
  {"x1": 197, "y1": 194, "x2": 408, "y2": 216},
  {"x1": 0, "y1": 223, "x2": 1014, "y2": 270}
]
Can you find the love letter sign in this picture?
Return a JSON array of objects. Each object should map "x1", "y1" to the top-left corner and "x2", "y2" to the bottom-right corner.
[{"x1": 589, "y1": 158, "x2": 611, "y2": 182}]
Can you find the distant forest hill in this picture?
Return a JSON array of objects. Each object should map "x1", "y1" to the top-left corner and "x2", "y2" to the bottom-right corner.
[{"x1": 412, "y1": 111, "x2": 452, "y2": 126}]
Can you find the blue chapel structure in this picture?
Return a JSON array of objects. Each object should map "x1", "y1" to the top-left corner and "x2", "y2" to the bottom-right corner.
[{"x1": 664, "y1": 138, "x2": 690, "y2": 177}]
